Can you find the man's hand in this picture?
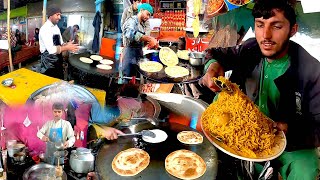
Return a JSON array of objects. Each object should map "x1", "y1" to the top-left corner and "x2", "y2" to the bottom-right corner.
[
  {"x1": 273, "y1": 122, "x2": 288, "y2": 134},
  {"x1": 87, "y1": 172, "x2": 98, "y2": 180},
  {"x1": 200, "y1": 62, "x2": 225, "y2": 92},
  {"x1": 41, "y1": 136, "x2": 49, "y2": 142},
  {"x1": 63, "y1": 141, "x2": 69, "y2": 149},
  {"x1": 62, "y1": 43, "x2": 79, "y2": 53},
  {"x1": 148, "y1": 37, "x2": 158, "y2": 49},
  {"x1": 102, "y1": 127, "x2": 125, "y2": 140}
]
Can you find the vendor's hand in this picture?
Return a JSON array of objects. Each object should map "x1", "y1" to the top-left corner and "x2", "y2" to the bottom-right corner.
[
  {"x1": 273, "y1": 122, "x2": 288, "y2": 134},
  {"x1": 65, "y1": 43, "x2": 79, "y2": 53},
  {"x1": 63, "y1": 141, "x2": 69, "y2": 149},
  {"x1": 148, "y1": 37, "x2": 158, "y2": 49},
  {"x1": 200, "y1": 62, "x2": 225, "y2": 92},
  {"x1": 87, "y1": 172, "x2": 98, "y2": 180},
  {"x1": 102, "y1": 127, "x2": 125, "y2": 140},
  {"x1": 42, "y1": 136, "x2": 49, "y2": 142}
]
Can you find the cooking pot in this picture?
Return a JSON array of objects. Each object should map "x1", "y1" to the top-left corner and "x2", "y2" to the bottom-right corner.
[
  {"x1": 8, "y1": 143, "x2": 25, "y2": 157},
  {"x1": 13, "y1": 152, "x2": 26, "y2": 162},
  {"x1": 70, "y1": 147, "x2": 94, "y2": 174},
  {"x1": 189, "y1": 52, "x2": 205, "y2": 66}
]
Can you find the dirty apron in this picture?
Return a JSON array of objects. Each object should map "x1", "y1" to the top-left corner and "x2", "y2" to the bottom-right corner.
[
  {"x1": 121, "y1": 46, "x2": 143, "y2": 78},
  {"x1": 40, "y1": 34, "x2": 64, "y2": 79},
  {"x1": 45, "y1": 122, "x2": 63, "y2": 165}
]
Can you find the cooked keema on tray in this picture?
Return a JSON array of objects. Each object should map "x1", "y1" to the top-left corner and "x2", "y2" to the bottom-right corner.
[
  {"x1": 159, "y1": 47, "x2": 179, "y2": 66},
  {"x1": 112, "y1": 148, "x2": 150, "y2": 176},
  {"x1": 90, "y1": 55, "x2": 103, "y2": 61},
  {"x1": 201, "y1": 76, "x2": 286, "y2": 161},
  {"x1": 165, "y1": 66, "x2": 189, "y2": 78},
  {"x1": 79, "y1": 57, "x2": 93, "y2": 64},
  {"x1": 96, "y1": 64, "x2": 112, "y2": 70},
  {"x1": 139, "y1": 61, "x2": 163, "y2": 73},
  {"x1": 165, "y1": 149, "x2": 206, "y2": 180},
  {"x1": 177, "y1": 131, "x2": 203, "y2": 144}
]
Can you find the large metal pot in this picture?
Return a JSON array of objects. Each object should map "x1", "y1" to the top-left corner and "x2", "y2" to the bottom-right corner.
[{"x1": 70, "y1": 147, "x2": 94, "y2": 174}]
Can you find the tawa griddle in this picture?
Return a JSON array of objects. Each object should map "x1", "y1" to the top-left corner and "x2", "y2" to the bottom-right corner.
[{"x1": 95, "y1": 122, "x2": 218, "y2": 180}]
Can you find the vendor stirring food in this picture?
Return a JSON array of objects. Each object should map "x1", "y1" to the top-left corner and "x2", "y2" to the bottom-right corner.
[
  {"x1": 37, "y1": 102, "x2": 75, "y2": 149},
  {"x1": 201, "y1": 0, "x2": 320, "y2": 179}
]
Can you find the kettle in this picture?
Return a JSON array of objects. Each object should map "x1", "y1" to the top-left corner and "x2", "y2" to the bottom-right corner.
[{"x1": 70, "y1": 147, "x2": 94, "y2": 174}]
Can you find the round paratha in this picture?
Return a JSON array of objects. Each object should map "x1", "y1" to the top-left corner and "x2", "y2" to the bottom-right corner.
[
  {"x1": 177, "y1": 131, "x2": 203, "y2": 144},
  {"x1": 96, "y1": 64, "x2": 112, "y2": 70},
  {"x1": 159, "y1": 47, "x2": 178, "y2": 66},
  {"x1": 165, "y1": 149, "x2": 206, "y2": 180},
  {"x1": 90, "y1": 55, "x2": 103, "y2": 61},
  {"x1": 139, "y1": 61, "x2": 163, "y2": 73},
  {"x1": 79, "y1": 57, "x2": 93, "y2": 64},
  {"x1": 165, "y1": 66, "x2": 189, "y2": 78},
  {"x1": 112, "y1": 148, "x2": 150, "y2": 176},
  {"x1": 100, "y1": 59, "x2": 114, "y2": 65}
]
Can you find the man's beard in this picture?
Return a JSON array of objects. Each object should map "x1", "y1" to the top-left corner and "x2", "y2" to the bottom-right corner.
[{"x1": 263, "y1": 34, "x2": 290, "y2": 59}]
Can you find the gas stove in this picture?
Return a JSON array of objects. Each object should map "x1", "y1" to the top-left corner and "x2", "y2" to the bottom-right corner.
[{"x1": 65, "y1": 168, "x2": 88, "y2": 180}]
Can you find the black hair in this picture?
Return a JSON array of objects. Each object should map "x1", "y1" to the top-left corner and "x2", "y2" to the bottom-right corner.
[
  {"x1": 252, "y1": 0, "x2": 297, "y2": 28},
  {"x1": 52, "y1": 102, "x2": 64, "y2": 110},
  {"x1": 73, "y1": 24, "x2": 80, "y2": 30},
  {"x1": 130, "y1": 0, "x2": 141, "y2": 4}
]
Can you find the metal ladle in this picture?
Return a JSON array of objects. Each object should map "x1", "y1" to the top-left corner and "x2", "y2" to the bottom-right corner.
[{"x1": 213, "y1": 79, "x2": 234, "y2": 94}]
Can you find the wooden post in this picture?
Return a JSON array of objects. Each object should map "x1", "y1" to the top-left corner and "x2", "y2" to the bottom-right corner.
[
  {"x1": 42, "y1": 0, "x2": 47, "y2": 25},
  {"x1": 6, "y1": 0, "x2": 13, "y2": 72}
]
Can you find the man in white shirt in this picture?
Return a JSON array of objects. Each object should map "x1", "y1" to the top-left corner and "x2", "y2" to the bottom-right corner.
[
  {"x1": 39, "y1": 4, "x2": 78, "y2": 79},
  {"x1": 37, "y1": 102, "x2": 75, "y2": 149}
]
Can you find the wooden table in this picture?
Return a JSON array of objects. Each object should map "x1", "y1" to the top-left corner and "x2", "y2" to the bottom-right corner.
[{"x1": 0, "y1": 68, "x2": 106, "y2": 106}]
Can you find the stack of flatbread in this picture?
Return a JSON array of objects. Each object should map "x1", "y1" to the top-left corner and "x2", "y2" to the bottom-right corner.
[
  {"x1": 112, "y1": 148, "x2": 150, "y2": 176},
  {"x1": 177, "y1": 131, "x2": 203, "y2": 144},
  {"x1": 165, "y1": 149, "x2": 206, "y2": 180}
]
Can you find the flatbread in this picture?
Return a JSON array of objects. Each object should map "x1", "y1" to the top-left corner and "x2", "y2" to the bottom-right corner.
[
  {"x1": 159, "y1": 47, "x2": 179, "y2": 66},
  {"x1": 139, "y1": 61, "x2": 163, "y2": 73},
  {"x1": 165, "y1": 66, "x2": 189, "y2": 78},
  {"x1": 90, "y1": 55, "x2": 103, "y2": 61},
  {"x1": 79, "y1": 57, "x2": 93, "y2": 64},
  {"x1": 142, "y1": 129, "x2": 168, "y2": 143},
  {"x1": 112, "y1": 148, "x2": 150, "y2": 176},
  {"x1": 96, "y1": 64, "x2": 112, "y2": 70},
  {"x1": 100, "y1": 59, "x2": 114, "y2": 65},
  {"x1": 165, "y1": 149, "x2": 206, "y2": 180},
  {"x1": 177, "y1": 131, "x2": 203, "y2": 144},
  {"x1": 177, "y1": 50, "x2": 190, "y2": 60}
]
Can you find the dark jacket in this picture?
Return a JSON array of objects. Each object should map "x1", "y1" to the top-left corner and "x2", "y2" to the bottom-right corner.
[
  {"x1": 204, "y1": 38, "x2": 320, "y2": 151},
  {"x1": 92, "y1": 11, "x2": 102, "y2": 53}
]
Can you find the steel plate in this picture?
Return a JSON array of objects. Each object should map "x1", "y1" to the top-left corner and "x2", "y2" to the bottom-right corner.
[
  {"x1": 23, "y1": 163, "x2": 67, "y2": 180},
  {"x1": 95, "y1": 122, "x2": 218, "y2": 180}
]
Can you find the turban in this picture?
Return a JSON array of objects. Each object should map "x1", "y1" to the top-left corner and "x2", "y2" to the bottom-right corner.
[
  {"x1": 138, "y1": 3, "x2": 153, "y2": 14},
  {"x1": 47, "y1": 4, "x2": 61, "y2": 17}
]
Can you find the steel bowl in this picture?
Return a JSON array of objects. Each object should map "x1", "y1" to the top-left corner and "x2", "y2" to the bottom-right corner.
[
  {"x1": 189, "y1": 52, "x2": 205, "y2": 66},
  {"x1": 1, "y1": 78, "x2": 13, "y2": 87}
]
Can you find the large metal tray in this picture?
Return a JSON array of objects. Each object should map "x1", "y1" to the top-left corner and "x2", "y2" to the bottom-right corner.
[
  {"x1": 95, "y1": 122, "x2": 218, "y2": 180},
  {"x1": 23, "y1": 163, "x2": 67, "y2": 180},
  {"x1": 26, "y1": 83, "x2": 99, "y2": 105}
]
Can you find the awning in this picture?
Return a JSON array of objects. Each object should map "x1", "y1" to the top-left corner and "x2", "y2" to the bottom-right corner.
[{"x1": 0, "y1": 6, "x2": 27, "y2": 20}]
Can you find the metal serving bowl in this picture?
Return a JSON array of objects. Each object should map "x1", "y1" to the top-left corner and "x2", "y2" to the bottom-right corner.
[
  {"x1": 1, "y1": 78, "x2": 13, "y2": 87},
  {"x1": 189, "y1": 52, "x2": 205, "y2": 66}
]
